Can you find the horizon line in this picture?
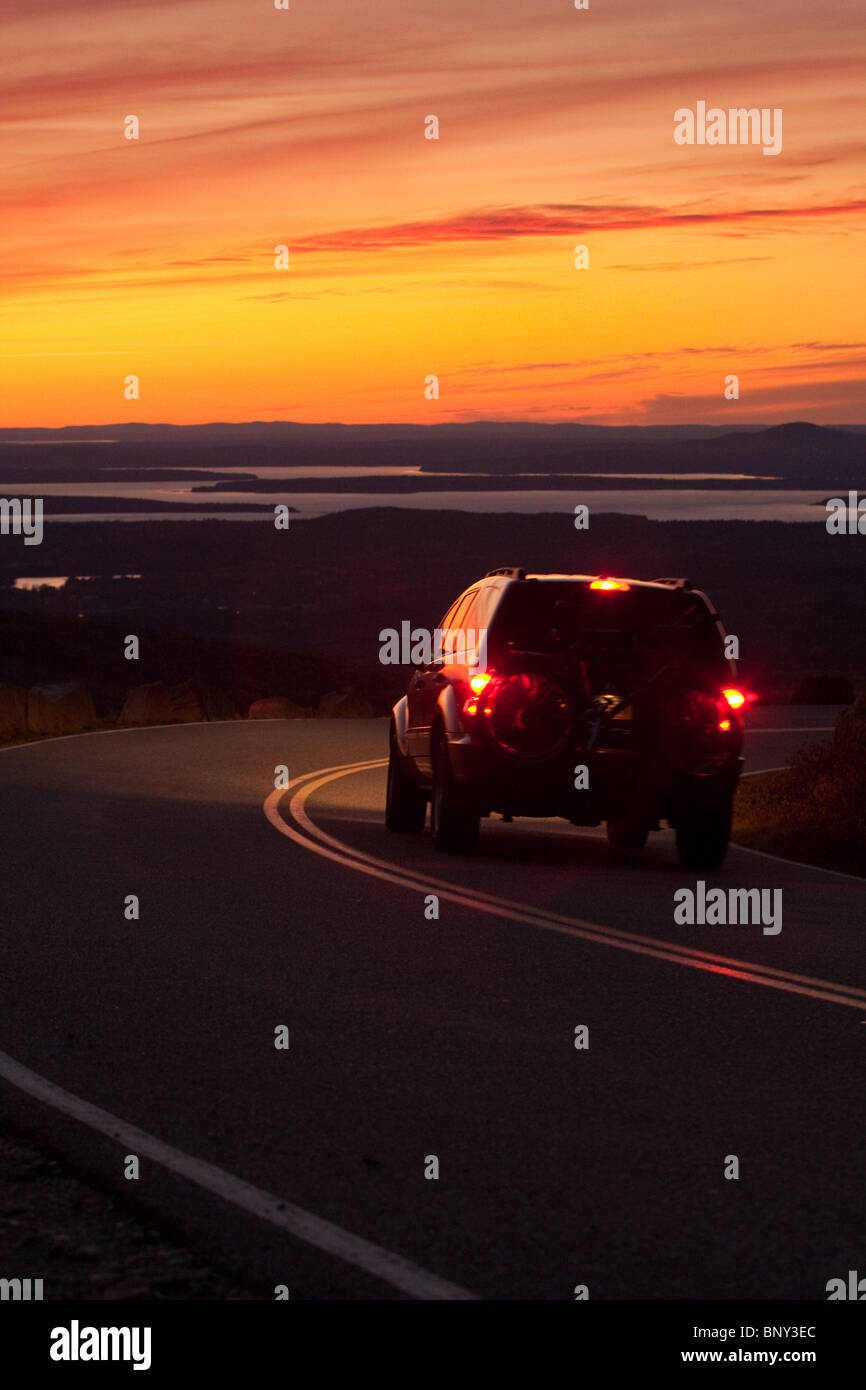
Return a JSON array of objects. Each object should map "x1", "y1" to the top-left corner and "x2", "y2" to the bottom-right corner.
[{"x1": 1, "y1": 418, "x2": 864, "y2": 434}]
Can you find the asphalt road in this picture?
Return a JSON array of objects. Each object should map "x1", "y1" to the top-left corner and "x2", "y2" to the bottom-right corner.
[{"x1": 1, "y1": 707, "x2": 863, "y2": 1301}]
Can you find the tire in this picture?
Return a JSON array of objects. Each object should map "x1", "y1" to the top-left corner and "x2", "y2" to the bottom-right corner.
[
  {"x1": 675, "y1": 779, "x2": 733, "y2": 870},
  {"x1": 385, "y1": 727, "x2": 426, "y2": 834},
  {"x1": 431, "y1": 730, "x2": 479, "y2": 854}
]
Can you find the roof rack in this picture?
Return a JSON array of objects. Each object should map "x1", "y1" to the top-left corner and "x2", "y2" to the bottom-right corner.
[
  {"x1": 485, "y1": 567, "x2": 526, "y2": 580},
  {"x1": 652, "y1": 577, "x2": 692, "y2": 590}
]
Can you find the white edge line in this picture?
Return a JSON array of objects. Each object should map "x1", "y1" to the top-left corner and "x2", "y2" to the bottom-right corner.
[
  {"x1": 730, "y1": 842, "x2": 866, "y2": 882},
  {"x1": 740, "y1": 767, "x2": 789, "y2": 777},
  {"x1": 0, "y1": 717, "x2": 382, "y2": 755},
  {"x1": 1, "y1": 731, "x2": 474, "y2": 1300},
  {"x1": 0, "y1": 721, "x2": 855, "y2": 1294},
  {"x1": 0, "y1": 718, "x2": 826, "y2": 756},
  {"x1": 0, "y1": 1049, "x2": 477, "y2": 1302}
]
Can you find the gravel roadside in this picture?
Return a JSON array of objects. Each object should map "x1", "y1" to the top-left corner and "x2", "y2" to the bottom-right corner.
[{"x1": 0, "y1": 1131, "x2": 257, "y2": 1300}]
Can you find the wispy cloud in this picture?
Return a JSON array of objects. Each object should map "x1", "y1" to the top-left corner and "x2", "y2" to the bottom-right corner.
[{"x1": 294, "y1": 199, "x2": 866, "y2": 251}]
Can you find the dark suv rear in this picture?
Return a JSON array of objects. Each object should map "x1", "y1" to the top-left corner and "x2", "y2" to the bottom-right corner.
[{"x1": 385, "y1": 570, "x2": 745, "y2": 868}]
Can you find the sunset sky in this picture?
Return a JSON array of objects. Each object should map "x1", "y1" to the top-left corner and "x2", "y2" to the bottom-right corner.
[{"x1": 1, "y1": 0, "x2": 864, "y2": 426}]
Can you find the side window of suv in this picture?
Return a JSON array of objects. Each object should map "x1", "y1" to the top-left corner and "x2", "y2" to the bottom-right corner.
[
  {"x1": 435, "y1": 596, "x2": 463, "y2": 664},
  {"x1": 463, "y1": 585, "x2": 499, "y2": 668},
  {"x1": 438, "y1": 598, "x2": 461, "y2": 635},
  {"x1": 471, "y1": 584, "x2": 498, "y2": 639},
  {"x1": 441, "y1": 590, "x2": 476, "y2": 664},
  {"x1": 451, "y1": 588, "x2": 495, "y2": 667}
]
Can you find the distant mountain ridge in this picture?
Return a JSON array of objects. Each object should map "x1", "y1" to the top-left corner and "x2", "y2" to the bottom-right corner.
[
  {"x1": 5, "y1": 420, "x2": 860, "y2": 444},
  {"x1": 0, "y1": 421, "x2": 863, "y2": 489}
]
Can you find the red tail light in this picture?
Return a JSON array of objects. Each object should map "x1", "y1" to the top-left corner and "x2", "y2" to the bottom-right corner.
[
  {"x1": 668, "y1": 689, "x2": 743, "y2": 773},
  {"x1": 721, "y1": 687, "x2": 746, "y2": 710},
  {"x1": 463, "y1": 671, "x2": 493, "y2": 718}
]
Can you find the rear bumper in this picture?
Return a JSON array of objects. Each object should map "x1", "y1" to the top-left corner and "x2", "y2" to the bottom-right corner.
[
  {"x1": 448, "y1": 734, "x2": 742, "y2": 821},
  {"x1": 448, "y1": 737, "x2": 625, "y2": 820}
]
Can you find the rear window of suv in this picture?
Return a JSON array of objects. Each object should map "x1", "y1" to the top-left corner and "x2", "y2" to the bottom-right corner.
[{"x1": 487, "y1": 580, "x2": 729, "y2": 685}]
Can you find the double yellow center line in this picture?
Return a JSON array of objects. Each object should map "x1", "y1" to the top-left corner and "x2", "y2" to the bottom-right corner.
[{"x1": 264, "y1": 759, "x2": 866, "y2": 1013}]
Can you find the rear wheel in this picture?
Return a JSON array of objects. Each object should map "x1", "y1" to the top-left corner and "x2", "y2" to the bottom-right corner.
[
  {"x1": 431, "y1": 730, "x2": 479, "y2": 853},
  {"x1": 385, "y1": 727, "x2": 426, "y2": 833},
  {"x1": 675, "y1": 778, "x2": 733, "y2": 869}
]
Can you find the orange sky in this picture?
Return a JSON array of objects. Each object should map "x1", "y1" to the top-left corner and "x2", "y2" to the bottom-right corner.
[{"x1": 1, "y1": 0, "x2": 864, "y2": 426}]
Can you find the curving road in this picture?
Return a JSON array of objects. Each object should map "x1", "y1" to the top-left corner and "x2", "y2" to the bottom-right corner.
[{"x1": 1, "y1": 708, "x2": 864, "y2": 1300}]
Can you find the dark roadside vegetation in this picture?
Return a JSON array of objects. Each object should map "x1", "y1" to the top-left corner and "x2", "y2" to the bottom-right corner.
[{"x1": 734, "y1": 693, "x2": 866, "y2": 877}]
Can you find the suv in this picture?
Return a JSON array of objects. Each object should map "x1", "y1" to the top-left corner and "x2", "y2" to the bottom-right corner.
[{"x1": 385, "y1": 570, "x2": 745, "y2": 868}]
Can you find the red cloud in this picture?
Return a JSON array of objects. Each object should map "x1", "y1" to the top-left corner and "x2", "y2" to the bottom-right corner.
[{"x1": 294, "y1": 199, "x2": 866, "y2": 251}]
